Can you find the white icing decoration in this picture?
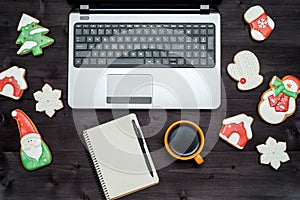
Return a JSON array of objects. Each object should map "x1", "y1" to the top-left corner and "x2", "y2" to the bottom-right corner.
[
  {"x1": 0, "y1": 84, "x2": 17, "y2": 99},
  {"x1": 256, "y1": 137, "x2": 290, "y2": 170},
  {"x1": 0, "y1": 66, "x2": 28, "y2": 89},
  {"x1": 244, "y1": 5, "x2": 265, "y2": 23},
  {"x1": 30, "y1": 27, "x2": 49, "y2": 35},
  {"x1": 267, "y1": 16, "x2": 275, "y2": 29},
  {"x1": 17, "y1": 13, "x2": 39, "y2": 31},
  {"x1": 21, "y1": 134, "x2": 42, "y2": 161},
  {"x1": 17, "y1": 41, "x2": 38, "y2": 55},
  {"x1": 227, "y1": 50, "x2": 263, "y2": 90},
  {"x1": 251, "y1": 30, "x2": 265, "y2": 41},
  {"x1": 33, "y1": 83, "x2": 64, "y2": 118}
]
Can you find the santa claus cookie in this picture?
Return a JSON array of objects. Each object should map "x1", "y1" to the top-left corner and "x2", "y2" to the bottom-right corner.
[
  {"x1": 219, "y1": 114, "x2": 254, "y2": 149},
  {"x1": 227, "y1": 50, "x2": 263, "y2": 90},
  {"x1": 16, "y1": 13, "x2": 54, "y2": 56},
  {"x1": 0, "y1": 66, "x2": 28, "y2": 100},
  {"x1": 12, "y1": 109, "x2": 52, "y2": 171},
  {"x1": 244, "y1": 5, "x2": 275, "y2": 41},
  {"x1": 258, "y1": 75, "x2": 300, "y2": 124}
]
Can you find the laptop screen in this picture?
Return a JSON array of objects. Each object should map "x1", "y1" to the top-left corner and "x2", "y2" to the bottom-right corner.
[{"x1": 67, "y1": 0, "x2": 222, "y2": 5}]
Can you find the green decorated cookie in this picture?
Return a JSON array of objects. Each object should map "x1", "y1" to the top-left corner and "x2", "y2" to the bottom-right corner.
[
  {"x1": 16, "y1": 13, "x2": 54, "y2": 56},
  {"x1": 12, "y1": 109, "x2": 52, "y2": 171}
]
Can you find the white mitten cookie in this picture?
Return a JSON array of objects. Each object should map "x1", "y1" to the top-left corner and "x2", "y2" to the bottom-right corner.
[
  {"x1": 227, "y1": 50, "x2": 263, "y2": 91},
  {"x1": 244, "y1": 5, "x2": 275, "y2": 41}
]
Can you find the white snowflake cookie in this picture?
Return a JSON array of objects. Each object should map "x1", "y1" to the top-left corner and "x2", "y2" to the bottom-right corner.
[
  {"x1": 227, "y1": 50, "x2": 263, "y2": 91},
  {"x1": 256, "y1": 137, "x2": 290, "y2": 170},
  {"x1": 33, "y1": 83, "x2": 64, "y2": 117}
]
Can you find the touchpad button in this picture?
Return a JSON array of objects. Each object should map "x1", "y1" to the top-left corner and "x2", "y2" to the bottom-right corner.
[{"x1": 107, "y1": 74, "x2": 152, "y2": 104}]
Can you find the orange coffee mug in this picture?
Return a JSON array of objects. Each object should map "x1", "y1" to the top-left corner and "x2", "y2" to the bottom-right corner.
[{"x1": 164, "y1": 120, "x2": 205, "y2": 164}]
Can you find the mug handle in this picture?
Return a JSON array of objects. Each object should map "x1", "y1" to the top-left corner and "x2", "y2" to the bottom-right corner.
[{"x1": 194, "y1": 154, "x2": 204, "y2": 165}]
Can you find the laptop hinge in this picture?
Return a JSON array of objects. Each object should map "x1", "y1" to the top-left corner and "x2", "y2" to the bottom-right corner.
[
  {"x1": 200, "y1": 5, "x2": 210, "y2": 14},
  {"x1": 80, "y1": 5, "x2": 90, "y2": 14}
]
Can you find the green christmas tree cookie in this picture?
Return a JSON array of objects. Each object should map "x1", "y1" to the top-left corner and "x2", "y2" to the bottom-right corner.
[
  {"x1": 16, "y1": 13, "x2": 54, "y2": 56},
  {"x1": 11, "y1": 109, "x2": 52, "y2": 171}
]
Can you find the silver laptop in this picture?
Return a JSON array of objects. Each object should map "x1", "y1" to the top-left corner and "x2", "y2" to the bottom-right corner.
[{"x1": 68, "y1": 1, "x2": 221, "y2": 109}]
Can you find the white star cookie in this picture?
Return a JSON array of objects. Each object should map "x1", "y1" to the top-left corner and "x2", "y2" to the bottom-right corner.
[{"x1": 33, "y1": 83, "x2": 64, "y2": 117}]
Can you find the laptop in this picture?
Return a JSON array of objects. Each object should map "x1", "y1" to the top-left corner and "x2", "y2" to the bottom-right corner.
[{"x1": 68, "y1": 0, "x2": 222, "y2": 109}]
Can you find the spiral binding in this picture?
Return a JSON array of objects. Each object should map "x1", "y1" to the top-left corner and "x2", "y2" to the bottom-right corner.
[{"x1": 83, "y1": 131, "x2": 110, "y2": 200}]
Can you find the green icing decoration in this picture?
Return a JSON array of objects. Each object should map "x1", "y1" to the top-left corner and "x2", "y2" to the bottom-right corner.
[
  {"x1": 16, "y1": 22, "x2": 54, "y2": 56},
  {"x1": 21, "y1": 141, "x2": 52, "y2": 171}
]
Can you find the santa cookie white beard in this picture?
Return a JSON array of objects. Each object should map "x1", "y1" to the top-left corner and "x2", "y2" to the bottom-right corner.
[
  {"x1": 258, "y1": 76, "x2": 300, "y2": 124},
  {"x1": 227, "y1": 50, "x2": 263, "y2": 91}
]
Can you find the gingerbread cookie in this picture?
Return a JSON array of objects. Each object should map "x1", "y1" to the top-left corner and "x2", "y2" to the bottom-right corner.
[
  {"x1": 244, "y1": 5, "x2": 275, "y2": 41},
  {"x1": 256, "y1": 137, "x2": 290, "y2": 170},
  {"x1": 11, "y1": 109, "x2": 52, "y2": 171},
  {"x1": 227, "y1": 50, "x2": 263, "y2": 90},
  {"x1": 219, "y1": 114, "x2": 254, "y2": 149},
  {"x1": 0, "y1": 66, "x2": 28, "y2": 100},
  {"x1": 258, "y1": 75, "x2": 300, "y2": 124},
  {"x1": 33, "y1": 83, "x2": 64, "y2": 118},
  {"x1": 16, "y1": 13, "x2": 54, "y2": 56}
]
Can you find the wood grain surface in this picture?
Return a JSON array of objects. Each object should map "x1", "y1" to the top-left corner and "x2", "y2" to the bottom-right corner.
[{"x1": 0, "y1": 0, "x2": 300, "y2": 199}]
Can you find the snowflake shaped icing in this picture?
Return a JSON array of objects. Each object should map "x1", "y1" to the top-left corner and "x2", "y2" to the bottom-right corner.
[
  {"x1": 256, "y1": 137, "x2": 290, "y2": 170},
  {"x1": 33, "y1": 83, "x2": 64, "y2": 118},
  {"x1": 257, "y1": 18, "x2": 268, "y2": 29}
]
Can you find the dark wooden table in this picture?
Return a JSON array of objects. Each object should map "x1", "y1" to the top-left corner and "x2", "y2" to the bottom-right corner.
[{"x1": 0, "y1": 0, "x2": 300, "y2": 199}]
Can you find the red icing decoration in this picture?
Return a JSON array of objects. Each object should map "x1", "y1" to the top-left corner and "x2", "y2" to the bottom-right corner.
[
  {"x1": 219, "y1": 122, "x2": 248, "y2": 148},
  {"x1": 268, "y1": 93, "x2": 290, "y2": 112},
  {"x1": 0, "y1": 76, "x2": 22, "y2": 98},
  {"x1": 240, "y1": 78, "x2": 246, "y2": 84},
  {"x1": 250, "y1": 13, "x2": 273, "y2": 39}
]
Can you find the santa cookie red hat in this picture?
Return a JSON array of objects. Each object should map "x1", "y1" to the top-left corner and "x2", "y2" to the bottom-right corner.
[{"x1": 11, "y1": 109, "x2": 40, "y2": 143}]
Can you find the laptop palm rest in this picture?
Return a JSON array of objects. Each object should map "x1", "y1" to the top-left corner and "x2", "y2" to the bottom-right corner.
[{"x1": 107, "y1": 74, "x2": 153, "y2": 104}]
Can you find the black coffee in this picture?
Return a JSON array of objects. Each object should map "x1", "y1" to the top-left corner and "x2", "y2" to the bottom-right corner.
[{"x1": 168, "y1": 124, "x2": 200, "y2": 157}]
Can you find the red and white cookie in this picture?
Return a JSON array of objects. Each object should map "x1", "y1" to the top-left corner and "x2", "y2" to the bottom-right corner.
[
  {"x1": 258, "y1": 75, "x2": 300, "y2": 124},
  {"x1": 219, "y1": 114, "x2": 254, "y2": 149},
  {"x1": 0, "y1": 66, "x2": 28, "y2": 100},
  {"x1": 244, "y1": 5, "x2": 275, "y2": 41},
  {"x1": 227, "y1": 50, "x2": 263, "y2": 91}
]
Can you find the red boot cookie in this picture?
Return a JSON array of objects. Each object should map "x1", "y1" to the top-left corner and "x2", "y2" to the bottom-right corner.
[{"x1": 244, "y1": 5, "x2": 275, "y2": 41}]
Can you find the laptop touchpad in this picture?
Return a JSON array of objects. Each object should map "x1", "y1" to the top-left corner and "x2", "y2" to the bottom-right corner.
[{"x1": 107, "y1": 74, "x2": 152, "y2": 104}]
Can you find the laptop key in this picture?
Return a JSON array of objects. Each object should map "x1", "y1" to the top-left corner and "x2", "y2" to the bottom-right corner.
[
  {"x1": 75, "y1": 44, "x2": 87, "y2": 50},
  {"x1": 208, "y1": 37, "x2": 214, "y2": 50},
  {"x1": 112, "y1": 58, "x2": 144, "y2": 65},
  {"x1": 76, "y1": 51, "x2": 91, "y2": 57},
  {"x1": 76, "y1": 37, "x2": 86, "y2": 42}
]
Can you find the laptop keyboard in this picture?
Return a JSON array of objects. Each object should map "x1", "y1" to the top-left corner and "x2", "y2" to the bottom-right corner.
[{"x1": 74, "y1": 23, "x2": 215, "y2": 68}]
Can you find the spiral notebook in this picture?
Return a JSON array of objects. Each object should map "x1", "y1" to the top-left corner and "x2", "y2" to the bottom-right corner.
[{"x1": 83, "y1": 114, "x2": 159, "y2": 200}]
